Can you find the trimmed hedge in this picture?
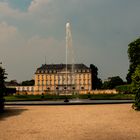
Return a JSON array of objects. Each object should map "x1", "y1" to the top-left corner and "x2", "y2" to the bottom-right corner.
[{"x1": 5, "y1": 93, "x2": 135, "y2": 101}]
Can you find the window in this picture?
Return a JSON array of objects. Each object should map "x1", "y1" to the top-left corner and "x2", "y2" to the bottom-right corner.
[
  {"x1": 38, "y1": 80, "x2": 40, "y2": 86},
  {"x1": 27, "y1": 87, "x2": 29, "y2": 91},
  {"x1": 47, "y1": 81, "x2": 50, "y2": 85},
  {"x1": 38, "y1": 75, "x2": 40, "y2": 79},
  {"x1": 42, "y1": 75, "x2": 44, "y2": 79},
  {"x1": 22, "y1": 87, "x2": 25, "y2": 91},
  {"x1": 31, "y1": 87, "x2": 34, "y2": 91},
  {"x1": 83, "y1": 74, "x2": 85, "y2": 79}
]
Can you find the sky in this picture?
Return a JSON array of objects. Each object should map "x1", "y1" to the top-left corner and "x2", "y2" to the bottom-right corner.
[{"x1": 0, "y1": 0, "x2": 140, "y2": 82}]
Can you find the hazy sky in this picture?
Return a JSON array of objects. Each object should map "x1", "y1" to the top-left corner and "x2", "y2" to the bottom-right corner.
[{"x1": 0, "y1": 0, "x2": 140, "y2": 82}]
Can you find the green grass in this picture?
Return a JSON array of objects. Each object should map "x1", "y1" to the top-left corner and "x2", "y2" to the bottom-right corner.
[{"x1": 4, "y1": 93, "x2": 135, "y2": 101}]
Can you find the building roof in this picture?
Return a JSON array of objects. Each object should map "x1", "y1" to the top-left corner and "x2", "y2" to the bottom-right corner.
[
  {"x1": 35, "y1": 64, "x2": 90, "y2": 73},
  {"x1": 5, "y1": 80, "x2": 19, "y2": 86}
]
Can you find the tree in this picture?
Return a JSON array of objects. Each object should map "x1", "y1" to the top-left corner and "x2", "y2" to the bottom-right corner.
[
  {"x1": 0, "y1": 65, "x2": 7, "y2": 111},
  {"x1": 126, "y1": 38, "x2": 140, "y2": 83},
  {"x1": 131, "y1": 65, "x2": 140, "y2": 110},
  {"x1": 102, "y1": 76, "x2": 124, "y2": 89},
  {"x1": 21, "y1": 79, "x2": 35, "y2": 86},
  {"x1": 90, "y1": 64, "x2": 102, "y2": 89}
]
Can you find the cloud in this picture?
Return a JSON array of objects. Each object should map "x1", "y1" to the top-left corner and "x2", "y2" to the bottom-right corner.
[
  {"x1": 28, "y1": 0, "x2": 50, "y2": 12},
  {"x1": 0, "y1": 22, "x2": 18, "y2": 45},
  {"x1": 0, "y1": 1, "x2": 24, "y2": 18}
]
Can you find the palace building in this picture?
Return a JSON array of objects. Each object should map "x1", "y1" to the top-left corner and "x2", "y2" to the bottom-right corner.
[
  {"x1": 34, "y1": 64, "x2": 92, "y2": 94},
  {"x1": 15, "y1": 63, "x2": 92, "y2": 95}
]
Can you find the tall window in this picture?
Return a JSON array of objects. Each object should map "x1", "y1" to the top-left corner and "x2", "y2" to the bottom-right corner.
[
  {"x1": 38, "y1": 75, "x2": 40, "y2": 79},
  {"x1": 42, "y1": 75, "x2": 44, "y2": 80},
  {"x1": 31, "y1": 87, "x2": 34, "y2": 92}
]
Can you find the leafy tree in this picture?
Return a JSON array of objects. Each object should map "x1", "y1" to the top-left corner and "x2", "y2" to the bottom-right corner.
[
  {"x1": 131, "y1": 65, "x2": 140, "y2": 110},
  {"x1": 126, "y1": 38, "x2": 140, "y2": 83},
  {"x1": 102, "y1": 76, "x2": 124, "y2": 89},
  {"x1": 90, "y1": 64, "x2": 102, "y2": 89},
  {"x1": 21, "y1": 79, "x2": 35, "y2": 86},
  {"x1": 0, "y1": 65, "x2": 7, "y2": 111},
  {"x1": 0, "y1": 66, "x2": 7, "y2": 98}
]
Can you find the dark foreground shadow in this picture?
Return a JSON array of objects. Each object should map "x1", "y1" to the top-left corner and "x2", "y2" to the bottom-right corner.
[{"x1": 0, "y1": 106, "x2": 28, "y2": 120}]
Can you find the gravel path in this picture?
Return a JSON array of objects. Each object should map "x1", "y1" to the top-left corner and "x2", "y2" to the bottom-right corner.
[{"x1": 0, "y1": 104, "x2": 140, "y2": 140}]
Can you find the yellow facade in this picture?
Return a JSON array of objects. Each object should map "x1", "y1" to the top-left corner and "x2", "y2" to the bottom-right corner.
[
  {"x1": 14, "y1": 64, "x2": 92, "y2": 95},
  {"x1": 33, "y1": 64, "x2": 92, "y2": 95}
]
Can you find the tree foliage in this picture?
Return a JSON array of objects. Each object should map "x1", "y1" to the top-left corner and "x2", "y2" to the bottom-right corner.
[
  {"x1": 0, "y1": 66, "x2": 7, "y2": 98},
  {"x1": 0, "y1": 65, "x2": 7, "y2": 112},
  {"x1": 21, "y1": 79, "x2": 35, "y2": 86},
  {"x1": 131, "y1": 65, "x2": 140, "y2": 110},
  {"x1": 115, "y1": 84, "x2": 132, "y2": 94},
  {"x1": 90, "y1": 64, "x2": 102, "y2": 89},
  {"x1": 102, "y1": 76, "x2": 124, "y2": 89},
  {"x1": 126, "y1": 38, "x2": 140, "y2": 83}
]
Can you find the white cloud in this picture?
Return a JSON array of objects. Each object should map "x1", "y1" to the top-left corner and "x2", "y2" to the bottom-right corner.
[
  {"x1": 27, "y1": 35, "x2": 62, "y2": 48},
  {"x1": 0, "y1": 22, "x2": 18, "y2": 45},
  {"x1": 28, "y1": 0, "x2": 50, "y2": 13},
  {"x1": 0, "y1": 2, "x2": 24, "y2": 18}
]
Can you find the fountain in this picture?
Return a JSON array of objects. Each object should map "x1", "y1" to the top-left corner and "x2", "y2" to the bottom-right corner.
[{"x1": 64, "y1": 22, "x2": 75, "y2": 102}]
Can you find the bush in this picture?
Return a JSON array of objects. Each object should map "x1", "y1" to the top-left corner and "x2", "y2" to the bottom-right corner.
[
  {"x1": 132, "y1": 88, "x2": 140, "y2": 110},
  {"x1": 131, "y1": 65, "x2": 140, "y2": 110},
  {"x1": 115, "y1": 84, "x2": 132, "y2": 94}
]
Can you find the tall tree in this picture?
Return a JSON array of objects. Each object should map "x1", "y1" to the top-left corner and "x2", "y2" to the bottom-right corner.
[
  {"x1": 0, "y1": 66, "x2": 7, "y2": 98},
  {"x1": 102, "y1": 76, "x2": 124, "y2": 89},
  {"x1": 90, "y1": 64, "x2": 102, "y2": 89},
  {"x1": 131, "y1": 65, "x2": 140, "y2": 110},
  {"x1": 126, "y1": 38, "x2": 140, "y2": 83},
  {"x1": 21, "y1": 79, "x2": 35, "y2": 86},
  {"x1": 0, "y1": 65, "x2": 7, "y2": 111}
]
